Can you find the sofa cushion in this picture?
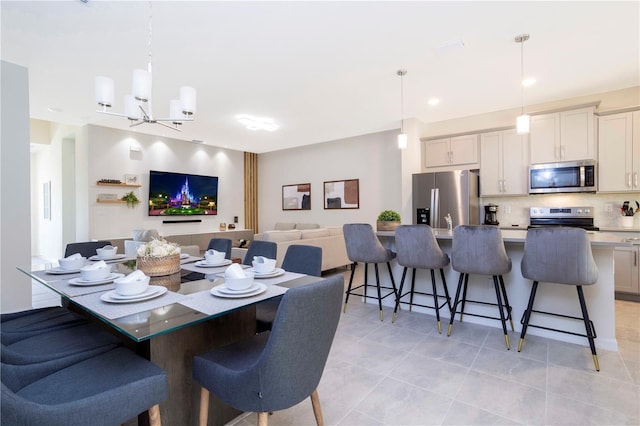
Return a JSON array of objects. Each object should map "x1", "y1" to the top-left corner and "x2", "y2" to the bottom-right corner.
[
  {"x1": 327, "y1": 226, "x2": 343, "y2": 236},
  {"x1": 274, "y1": 222, "x2": 296, "y2": 231},
  {"x1": 295, "y1": 223, "x2": 320, "y2": 230},
  {"x1": 300, "y1": 228, "x2": 330, "y2": 239},
  {"x1": 262, "y1": 230, "x2": 302, "y2": 242}
]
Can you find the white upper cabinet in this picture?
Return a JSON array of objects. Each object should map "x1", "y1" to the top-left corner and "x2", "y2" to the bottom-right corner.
[
  {"x1": 530, "y1": 106, "x2": 595, "y2": 164},
  {"x1": 598, "y1": 111, "x2": 640, "y2": 192},
  {"x1": 422, "y1": 134, "x2": 478, "y2": 169},
  {"x1": 480, "y1": 129, "x2": 529, "y2": 196}
]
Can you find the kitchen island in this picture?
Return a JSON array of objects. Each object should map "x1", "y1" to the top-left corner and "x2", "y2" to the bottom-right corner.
[{"x1": 377, "y1": 228, "x2": 632, "y2": 351}]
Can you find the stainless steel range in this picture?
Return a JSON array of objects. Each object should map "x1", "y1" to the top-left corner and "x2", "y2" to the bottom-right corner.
[{"x1": 528, "y1": 206, "x2": 599, "y2": 231}]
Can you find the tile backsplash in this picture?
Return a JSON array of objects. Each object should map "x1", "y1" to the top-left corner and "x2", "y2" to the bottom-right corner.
[{"x1": 482, "y1": 193, "x2": 640, "y2": 229}]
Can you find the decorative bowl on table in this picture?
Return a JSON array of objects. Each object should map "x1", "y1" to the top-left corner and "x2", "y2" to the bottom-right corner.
[
  {"x1": 58, "y1": 256, "x2": 86, "y2": 270},
  {"x1": 135, "y1": 238, "x2": 181, "y2": 277},
  {"x1": 96, "y1": 245, "x2": 118, "y2": 260}
]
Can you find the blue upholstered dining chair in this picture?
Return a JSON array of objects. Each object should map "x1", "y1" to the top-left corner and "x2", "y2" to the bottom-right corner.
[
  {"x1": 193, "y1": 274, "x2": 344, "y2": 426},
  {"x1": 64, "y1": 240, "x2": 112, "y2": 258},
  {"x1": 1, "y1": 307, "x2": 88, "y2": 345},
  {"x1": 242, "y1": 240, "x2": 277, "y2": 266},
  {"x1": 207, "y1": 238, "x2": 232, "y2": 259},
  {"x1": 1, "y1": 347, "x2": 168, "y2": 426},
  {"x1": 256, "y1": 245, "x2": 323, "y2": 332}
]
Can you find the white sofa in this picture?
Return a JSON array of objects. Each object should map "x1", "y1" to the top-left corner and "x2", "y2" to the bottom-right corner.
[{"x1": 252, "y1": 223, "x2": 350, "y2": 272}]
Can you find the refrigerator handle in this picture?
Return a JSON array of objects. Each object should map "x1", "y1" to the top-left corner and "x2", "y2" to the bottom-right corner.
[{"x1": 431, "y1": 188, "x2": 439, "y2": 228}]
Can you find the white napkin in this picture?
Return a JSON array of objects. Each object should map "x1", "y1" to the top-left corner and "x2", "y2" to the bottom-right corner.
[
  {"x1": 118, "y1": 270, "x2": 147, "y2": 283},
  {"x1": 81, "y1": 260, "x2": 107, "y2": 271},
  {"x1": 65, "y1": 253, "x2": 83, "y2": 260},
  {"x1": 224, "y1": 263, "x2": 246, "y2": 279}
]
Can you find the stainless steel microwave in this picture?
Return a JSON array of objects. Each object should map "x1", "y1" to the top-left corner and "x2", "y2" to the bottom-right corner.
[{"x1": 529, "y1": 160, "x2": 597, "y2": 194}]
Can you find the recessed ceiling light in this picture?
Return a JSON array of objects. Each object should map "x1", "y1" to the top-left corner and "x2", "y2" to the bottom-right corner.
[
  {"x1": 428, "y1": 98, "x2": 440, "y2": 106},
  {"x1": 47, "y1": 107, "x2": 63, "y2": 113},
  {"x1": 522, "y1": 78, "x2": 536, "y2": 87},
  {"x1": 236, "y1": 114, "x2": 279, "y2": 132}
]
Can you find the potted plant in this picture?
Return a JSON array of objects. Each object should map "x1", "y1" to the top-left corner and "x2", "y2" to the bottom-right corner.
[
  {"x1": 377, "y1": 210, "x2": 401, "y2": 231},
  {"x1": 121, "y1": 191, "x2": 140, "y2": 209}
]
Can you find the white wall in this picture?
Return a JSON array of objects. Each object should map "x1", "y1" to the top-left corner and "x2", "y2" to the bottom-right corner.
[
  {"x1": 1, "y1": 61, "x2": 32, "y2": 312},
  {"x1": 85, "y1": 125, "x2": 245, "y2": 240},
  {"x1": 258, "y1": 130, "x2": 402, "y2": 232}
]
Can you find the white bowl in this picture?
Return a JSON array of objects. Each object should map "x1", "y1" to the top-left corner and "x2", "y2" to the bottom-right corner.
[
  {"x1": 80, "y1": 266, "x2": 110, "y2": 281},
  {"x1": 58, "y1": 257, "x2": 86, "y2": 270},
  {"x1": 224, "y1": 272, "x2": 254, "y2": 291},
  {"x1": 252, "y1": 258, "x2": 277, "y2": 274},
  {"x1": 96, "y1": 246, "x2": 118, "y2": 260},
  {"x1": 204, "y1": 252, "x2": 226, "y2": 264},
  {"x1": 114, "y1": 275, "x2": 150, "y2": 296}
]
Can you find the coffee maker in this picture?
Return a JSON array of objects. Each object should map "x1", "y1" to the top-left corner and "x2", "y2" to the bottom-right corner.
[{"x1": 484, "y1": 204, "x2": 499, "y2": 225}]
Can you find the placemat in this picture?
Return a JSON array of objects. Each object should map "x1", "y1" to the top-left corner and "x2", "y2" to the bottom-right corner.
[
  {"x1": 178, "y1": 284, "x2": 288, "y2": 316},
  {"x1": 30, "y1": 269, "x2": 80, "y2": 283},
  {"x1": 203, "y1": 270, "x2": 305, "y2": 286},
  {"x1": 180, "y1": 255, "x2": 203, "y2": 264},
  {"x1": 181, "y1": 262, "x2": 248, "y2": 274},
  {"x1": 72, "y1": 289, "x2": 187, "y2": 320}
]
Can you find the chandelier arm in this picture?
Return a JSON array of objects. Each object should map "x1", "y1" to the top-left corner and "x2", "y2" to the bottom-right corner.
[
  {"x1": 155, "y1": 117, "x2": 194, "y2": 123},
  {"x1": 129, "y1": 120, "x2": 147, "y2": 128},
  {"x1": 156, "y1": 121, "x2": 183, "y2": 132},
  {"x1": 96, "y1": 110, "x2": 131, "y2": 119}
]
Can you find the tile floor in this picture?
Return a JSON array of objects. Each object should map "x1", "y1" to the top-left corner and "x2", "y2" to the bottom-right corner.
[{"x1": 29, "y1": 265, "x2": 640, "y2": 425}]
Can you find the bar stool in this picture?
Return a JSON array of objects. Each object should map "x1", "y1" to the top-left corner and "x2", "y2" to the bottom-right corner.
[
  {"x1": 448, "y1": 225, "x2": 514, "y2": 349},
  {"x1": 343, "y1": 223, "x2": 398, "y2": 321},
  {"x1": 392, "y1": 225, "x2": 452, "y2": 333},
  {"x1": 519, "y1": 227, "x2": 600, "y2": 371}
]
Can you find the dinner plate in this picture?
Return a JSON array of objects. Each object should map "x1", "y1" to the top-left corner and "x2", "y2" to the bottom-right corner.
[
  {"x1": 194, "y1": 259, "x2": 232, "y2": 268},
  {"x1": 247, "y1": 267, "x2": 285, "y2": 278},
  {"x1": 211, "y1": 283, "x2": 267, "y2": 298},
  {"x1": 45, "y1": 267, "x2": 82, "y2": 275},
  {"x1": 100, "y1": 285, "x2": 167, "y2": 303},
  {"x1": 216, "y1": 283, "x2": 261, "y2": 295},
  {"x1": 89, "y1": 254, "x2": 127, "y2": 262},
  {"x1": 68, "y1": 273, "x2": 124, "y2": 286}
]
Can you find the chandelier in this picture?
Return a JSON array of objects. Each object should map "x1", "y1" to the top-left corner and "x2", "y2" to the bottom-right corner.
[
  {"x1": 397, "y1": 69, "x2": 407, "y2": 149},
  {"x1": 94, "y1": 1, "x2": 196, "y2": 131}
]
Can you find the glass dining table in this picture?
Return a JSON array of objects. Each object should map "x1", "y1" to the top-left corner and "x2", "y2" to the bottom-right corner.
[{"x1": 18, "y1": 256, "x2": 323, "y2": 426}]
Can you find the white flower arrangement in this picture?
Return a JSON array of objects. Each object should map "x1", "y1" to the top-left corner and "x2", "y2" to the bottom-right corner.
[{"x1": 137, "y1": 238, "x2": 181, "y2": 258}]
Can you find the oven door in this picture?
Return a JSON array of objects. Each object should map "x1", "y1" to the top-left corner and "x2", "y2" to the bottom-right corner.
[{"x1": 529, "y1": 160, "x2": 597, "y2": 193}]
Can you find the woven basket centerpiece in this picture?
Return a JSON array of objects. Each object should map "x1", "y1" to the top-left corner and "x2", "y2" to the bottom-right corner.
[{"x1": 135, "y1": 238, "x2": 181, "y2": 277}]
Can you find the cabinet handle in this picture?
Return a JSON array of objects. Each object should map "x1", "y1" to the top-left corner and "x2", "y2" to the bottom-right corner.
[
  {"x1": 449, "y1": 151, "x2": 453, "y2": 164},
  {"x1": 628, "y1": 172, "x2": 633, "y2": 188},
  {"x1": 503, "y1": 180, "x2": 507, "y2": 193},
  {"x1": 634, "y1": 251, "x2": 637, "y2": 267},
  {"x1": 634, "y1": 172, "x2": 638, "y2": 188},
  {"x1": 560, "y1": 146, "x2": 565, "y2": 160}
]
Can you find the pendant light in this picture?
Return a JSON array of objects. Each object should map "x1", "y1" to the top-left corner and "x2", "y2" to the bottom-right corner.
[
  {"x1": 515, "y1": 34, "x2": 530, "y2": 134},
  {"x1": 397, "y1": 69, "x2": 408, "y2": 149}
]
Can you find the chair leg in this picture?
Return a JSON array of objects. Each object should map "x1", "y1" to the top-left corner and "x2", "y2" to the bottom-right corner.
[
  {"x1": 518, "y1": 281, "x2": 539, "y2": 352},
  {"x1": 148, "y1": 404, "x2": 162, "y2": 426},
  {"x1": 258, "y1": 412, "x2": 269, "y2": 426},
  {"x1": 440, "y1": 268, "x2": 452, "y2": 314},
  {"x1": 310, "y1": 389, "x2": 325, "y2": 426},
  {"x1": 374, "y1": 263, "x2": 383, "y2": 321},
  {"x1": 199, "y1": 388, "x2": 210, "y2": 426},
  {"x1": 498, "y1": 275, "x2": 515, "y2": 331},
  {"x1": 459, "y1": 273, "x2": 469, "y2": 322},
  {"x1": 409, "y1": 268, "x2": 417, "y2": 312},
  {"x1": 386, "y1": 261, "x2": 398, "y2": 299},
  {"x1": 343, "y1": 262, "x2": 357, "y2": 312},
  {"x1": 577, "y1": 285, "x2": 599, "y2": 371},
  {"x1": 492, "y1": 275, "x2": 510, "y2": 350},
  {"x1": 392, "y1": 267, "x2": 408, "y2": 322},
  {"x1": 447, "y1": 273, "x2": 465, "y2": 336},
  {"x1": 430, "y1": 269, "x2": 442, "y2": 334},
  {"x1": 363, "y1": 262, "x2": 369, "y2": 301}
]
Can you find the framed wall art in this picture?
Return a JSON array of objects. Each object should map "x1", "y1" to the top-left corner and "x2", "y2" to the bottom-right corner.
[
  {"x1": 323, "y1": 179, "x2": 359, "y2": 209},
  {"x1": 282, "y1": 183, "x2": 311, "y2": 210}
]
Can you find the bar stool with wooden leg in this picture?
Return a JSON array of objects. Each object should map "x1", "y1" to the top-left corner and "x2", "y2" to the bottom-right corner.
[{"x1": 519, "y1": 227, "x2": 600, "y2": 371}]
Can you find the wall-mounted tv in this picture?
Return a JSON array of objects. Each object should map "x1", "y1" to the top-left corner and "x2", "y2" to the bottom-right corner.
[{"x1": 148, "y1": 170, "x2": 218, "y2": 216}]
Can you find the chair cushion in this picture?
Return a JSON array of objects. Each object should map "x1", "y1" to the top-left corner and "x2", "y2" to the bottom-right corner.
[{"x1": 451, "y1": 225, "x2": 512, "y2": 275}]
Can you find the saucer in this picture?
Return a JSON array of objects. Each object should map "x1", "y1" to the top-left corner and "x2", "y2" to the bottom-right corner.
[
  {"x1": 195, "y1": 259, "x2": 232, "y2": 268},
  {"x1": 68, "y1": 273, "x2": 124, "y2": 286},
  {"x1": 46, "y1": 267, "x2": 82, "y2": 275},
  {"x1": 100, "y1": 285, "x2": 167, "y2": 303},
  {"x1": 247, "y1": 267, "x2": 285, "y2": 278},
  {"x1": 89, "y1": 254, "x2": 127, "y2": 262},
  {"x1": 211, "y1": 283, "x2": 266, "y2": 298}
]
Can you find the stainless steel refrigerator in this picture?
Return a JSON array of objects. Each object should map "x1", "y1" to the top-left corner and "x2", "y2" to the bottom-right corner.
[{"x1": 412, "y1": 170, "x2": 480, "y2": 228}]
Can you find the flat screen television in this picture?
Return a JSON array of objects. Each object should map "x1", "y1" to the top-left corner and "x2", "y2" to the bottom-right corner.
[{"x1": 148, "y1": 170, "x2": 218, "y2": 216}]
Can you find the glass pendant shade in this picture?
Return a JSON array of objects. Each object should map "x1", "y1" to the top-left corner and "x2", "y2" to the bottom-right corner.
[
  {"x1": 95, "y1": 76, "x2": 114, "y2": 107},
  {"x1": 397, "y1": 132, "x2": 408, "y2": 149},
  {"x1": 132, "y1": 69, "x2": 151, "y2": 101},
  {"x1": 180, "y1": 86, "x2": 197, "y2": 115},
  {"x1": 124, "y1": 94, "x2": 141, "y2": 120},
  {"x1": 517, "y1": 113, "x2": 530, "y2": 134}
]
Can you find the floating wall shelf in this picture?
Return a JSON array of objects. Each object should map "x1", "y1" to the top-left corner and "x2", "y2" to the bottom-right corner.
[{"x1": 96, "y1": 182, "x2": 142, "y2": 188}]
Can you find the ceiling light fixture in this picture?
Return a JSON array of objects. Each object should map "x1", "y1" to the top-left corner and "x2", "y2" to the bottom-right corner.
[
  {"x1": 236, "y1": 115, "x2": 279, "y2": 132},
  {"x1": 397, "y1": 69, "x2": 407, "y2": 150},
  {"x1": 515, "y1": 33, "x2": 530, "y2": 134},
  {"x1": 94, "y1": 1, "x2": 196, "y2": 131}
]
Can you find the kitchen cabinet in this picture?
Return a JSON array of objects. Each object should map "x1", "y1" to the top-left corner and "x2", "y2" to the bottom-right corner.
[
  {"x1": 614, "y1": 245, "x2": 640, "y2": 295},
  {"x1": 479, "y1": 129, "x2": 529, "y2": 196},
  {"x1": 598, "y1": 111, "x2": 640, "y2": 192},
  {"x1": 529, "y1": 106, "x2": 595, "y2": 164},
  {"x1": 423, "y1": 134, "x2": 478, "y2": 169}
]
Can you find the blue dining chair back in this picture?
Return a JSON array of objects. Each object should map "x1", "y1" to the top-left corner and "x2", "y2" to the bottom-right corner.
[
  {"x1": 64, "y1": 240, "x2": 112, "y2": 258},
  {"x1": 1, "y1": 307, "x2": 87, "y2": 345},
  {"x1": 281, "y1": 244, "x2": 322, "y2": 277},
  {"x1": 193, "y1": 275, "x2": 344, "y2": 424},
  {"x1": 206, "y1": 238, "x2": 232, "y2": 259},
  {"x1": 242, "y1": 240, "x2": 277, "y2": 265}
]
